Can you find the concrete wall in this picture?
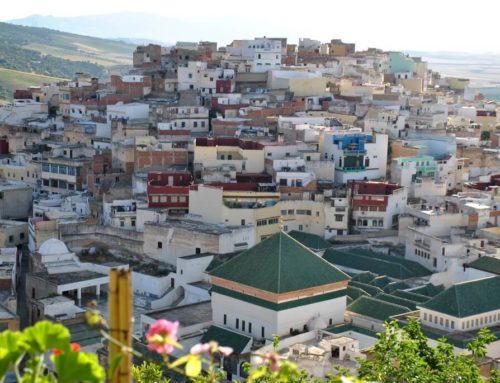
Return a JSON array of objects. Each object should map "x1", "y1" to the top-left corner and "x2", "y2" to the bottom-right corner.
[
  {"x1": 212, "y1": 291, "x2": 346, "y2": 340},
  {"x1": 59, "y1": 223, "x2": 144, "y2": 255}
]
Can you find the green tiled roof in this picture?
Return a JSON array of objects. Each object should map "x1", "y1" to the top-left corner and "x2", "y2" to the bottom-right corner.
[
  {"x1": 349, "y1": 281, "x2": 383, "y2": 297},
  {"x1": 392, "y1": 290, "x2": 430, "y2": 304},
  {"x1": 375, "y1": 293, "x2": 417, "y2": 311},
  {"x1": 351, "y1": 271, "x2": 377, "y2": 284},
  {"x1": 420, "y1": 276, "x2": 500, "y2": 318},
  {"x1": 210, "y1": 232, "x2": 349, "y2": 293},
  {"x1": 408, "y1": 284, "x2": 444, "y2": 297},
  {"x1": 383, "y1": 281, "x2": 411, "y2": 293},
  {"x1": 347, "y1": 285, "x2": 369, "y2": 301},
  {"x1": 325, "y1": 323, "x2": 378, "y2": 338},
  {"x1": 288, "y1": 230, "x2": 331, "y2": 251},
  {"x1": 324, "y1": 248, "x2": 431, "y2": 280},
  {"x1": 212, "y1": 285, "x2": 346, "y2": 311},
  {"x1": 347, "y1": 296, "x2": 410, "y2": 322},
  {"x1": 201, "y1": 325, "x2": 252, "y2": 354},
  {"x1": 370, "y1": 276, "x2": 392, "y2": 289},
  {"x1": 468, "y1": 256, "x2": 500, "y2": 275}
]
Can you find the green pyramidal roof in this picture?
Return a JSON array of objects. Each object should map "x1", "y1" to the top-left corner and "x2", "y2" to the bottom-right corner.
[
  {"x1": 210, "y1": 231, "x2": 349, "y2": 294},
  {"x1": 420, "y1": 276, "x2": 500, "y2": 318}
]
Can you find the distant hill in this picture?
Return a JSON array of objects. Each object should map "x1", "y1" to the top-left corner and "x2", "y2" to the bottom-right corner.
[{"x1": 0, "y1": 22, "x2": 135, "y2": 101}]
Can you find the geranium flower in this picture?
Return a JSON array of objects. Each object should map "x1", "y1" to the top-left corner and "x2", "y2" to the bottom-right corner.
[
  {"x1": 265, "y1": 352, "x2": 280, "y2": 372},
  {"x1": 190, "y1": 341, "x2": 234, "y2": 357},
  {"x1": 70, "y1": 343, "x2": 81, "y2": 352},
  {"x1": 146, "y1": 320, "x2": 179, "y2": 355}
]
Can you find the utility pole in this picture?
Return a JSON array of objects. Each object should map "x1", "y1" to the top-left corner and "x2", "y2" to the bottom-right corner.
[{"x1": 109, "y1": 268, "x2": 132, "y2": 383}]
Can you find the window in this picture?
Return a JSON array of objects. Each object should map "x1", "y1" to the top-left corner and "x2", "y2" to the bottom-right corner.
[
  {"x1": 120, "y1": 220, "x2": 125, "y2": 227},
  {"x1": 179, "y1": 196, "x2": 186, "y2": 203},
  {"x1": 157, "y1": 242, "x2": 163, "y2": 249},
  {"x1": 20, "y1": 233, "x2": 25, "y2": 240},
  {"x1": 440, "y1": 317, "x2": 443, "y2": 326},
  {"x1": 8, "y1": 235, "x2": 13, "y2": 243},
  {"x1": 188, "y1": 73, "x2": 193, "y2": 79},
  {"x1": 281, "y1": 210, "x2": 287, "y2": 215},
  {"x1": 298, "y1": 225, "x2": 303, "y2": 231},
  {"x1": 223, "y1": 314, "x2": 227, "y2": 325},
  {"x1": 131, "y1": 219, "x2": 136, "y2": 227},
  {"x1": 248, "y1": 322, "x2": 252, "y2": 333},
  {"x1": 424, "y1": 313, "x2": 427, "y2": 321},
  {"x1": 236, "y1": 319, "x2": 239, "y2": 329},
  {"x1": 171, "y1": 196, "x2": 178, "y2": 203},
  {"x1": 288, "y1": 209, "x2": 294, "y2": 215},
  {"x1": 201, "y1": 121, "x2": 205, "y2": 128},
  {"x1": 241, "y1": 219, "x2": 246, "y2": 226},
  {"x1": 242, "y1": 320, "x2": 246, "y2": 331},
  {"x1": 335, "y1": 215, "x2": 343, "y2": 222},
  {"x1": 261, "y1": 326, "x2": 265, "y2": 338},
  {"x1": 193, "y1": 121, "x2": 198, "y2": 128},
  {"x1": 152, "y1": 196, "x2": 159, "y2": 203}
]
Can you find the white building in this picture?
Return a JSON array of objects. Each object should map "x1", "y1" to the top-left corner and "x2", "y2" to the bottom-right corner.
[
  {"x1": 106, "y1": 102, "x2": 149, "y2": 123},
  {"x1": 320, "y1": 129, "x2": 388, "y2": 184},
  {"x1": 209, "y1": 232, "x2": 350, "y2": 340}
]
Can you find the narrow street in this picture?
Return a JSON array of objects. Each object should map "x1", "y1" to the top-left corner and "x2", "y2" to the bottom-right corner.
[{"x1": 17, "y1": 245, "x2": 30, "y2": 329}]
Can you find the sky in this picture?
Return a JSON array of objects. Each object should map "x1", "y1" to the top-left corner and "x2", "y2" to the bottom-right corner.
[{"x1": 1, "y1": 0, "x2": 500, "y2": 53}]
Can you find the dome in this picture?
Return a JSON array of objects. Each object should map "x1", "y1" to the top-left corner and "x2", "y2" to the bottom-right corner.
[{"x1": 38, "y1": 238, "x2": 69, "y2": 256}]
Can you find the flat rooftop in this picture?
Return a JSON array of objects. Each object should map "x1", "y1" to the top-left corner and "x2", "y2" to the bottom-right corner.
[
  {"x1": 0, "y1": 304, "x2": 17, "y2": 320},
  {"x1": 33, "y1": 270, "x2": 107, "y2": 285},
  {"x1": 146, "y1": 300, "x2": 212, "y2": 327},
  {"x1": 148, "y1": 219, "x2": 242, "y2": 235}
]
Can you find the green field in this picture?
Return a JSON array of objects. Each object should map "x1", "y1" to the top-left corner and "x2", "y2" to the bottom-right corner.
[
  {"x1": 0, "y1": 22, "x2": 135, "y2": 101},
  {"x1": 0, "y1": 68, "x2": 67, "y2": 101}
]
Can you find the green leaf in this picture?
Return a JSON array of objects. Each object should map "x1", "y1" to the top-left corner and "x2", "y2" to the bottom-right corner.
[
  {"x1": 52, "y1": 350, "x2": 105, "y2": 383},
  {"x1": 0, "y1": 331, "x2": 24, "y2": 377},
  {"x1": 22, "y1": 321, "x2": 70, "y2": 354},
  {"x1": 185, "y1": 356, "x2": 202, "y2": 377},
  {"x1": 107, "y1": 353, "x2": 123, "y2": 380}
]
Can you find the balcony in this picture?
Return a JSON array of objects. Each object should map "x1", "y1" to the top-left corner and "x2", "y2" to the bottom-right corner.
[
  {"x1": 342, "y1": 167, "x2": 366, "y2": 172},
  {"x1": 342, "y1": 149, "x2": 367, "y2": 156}
]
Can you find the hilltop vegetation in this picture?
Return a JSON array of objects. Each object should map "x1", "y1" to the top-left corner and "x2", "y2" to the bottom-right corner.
[{"x1": 0, "y1": 22, "x2": 135, "y2": 101}]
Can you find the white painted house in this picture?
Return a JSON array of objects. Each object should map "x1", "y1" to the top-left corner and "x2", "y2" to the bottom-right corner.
[{"x1": 209, "y1": 231, "x2": 350, "y2": 341}]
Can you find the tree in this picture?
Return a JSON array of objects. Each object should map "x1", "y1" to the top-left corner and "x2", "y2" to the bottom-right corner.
[{"x1": 358, "y1": 318, "x2": 497, "y2": 383}]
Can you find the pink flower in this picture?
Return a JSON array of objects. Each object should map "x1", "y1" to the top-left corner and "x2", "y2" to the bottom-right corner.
[
  {"x1": 190, "y1": 343, "x2": 211, "y2": 355},
  {"x1": 190, "y1": 342, "x2": 233, "y2": 357},
  {"x1": 265, "y1": 352, "x2": 280, "y2": 372},
  {"x1": 146, "y1": 320, "x2": 179, "y2": 355},
  {"x1": 218, "y1": 346, "x2": 233, "y2": 356}
]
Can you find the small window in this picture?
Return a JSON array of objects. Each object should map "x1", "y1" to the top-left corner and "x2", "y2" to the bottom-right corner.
[
  {"x1": 195, "y1": 248, "x2": 201, "y2": 254},
  {"x1": 131, "y1": 220, "x2": 136, "y2": 227},
  {"x1": 248, "y1": 322, "x2": 252, "y2": 333},
  {"x1": 8, "y1": 235, "x2": 13, "y2": 243},
  {"x1": 157, "y1": 241, "x2": 163, "y2": 249},
  {"x1": 236, "y1": 318, "x2": 239, "y2": 329},
  {"x1": 242, "y1": 320, "x2": 246, "y2": 331},
  {"x1": 223, "y1": 314, "x2": 227, "y2": 325},
  {"x1": 261, "y1": 326, "x2": 265, "y2": 338},
  {"x1": 20, "y1": 233, "x2": 25, "y2": 240}
]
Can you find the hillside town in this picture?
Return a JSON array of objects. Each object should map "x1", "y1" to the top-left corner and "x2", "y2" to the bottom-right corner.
[{"x1": 1, "y1": 36, "x2": 500, "y2": 379}]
